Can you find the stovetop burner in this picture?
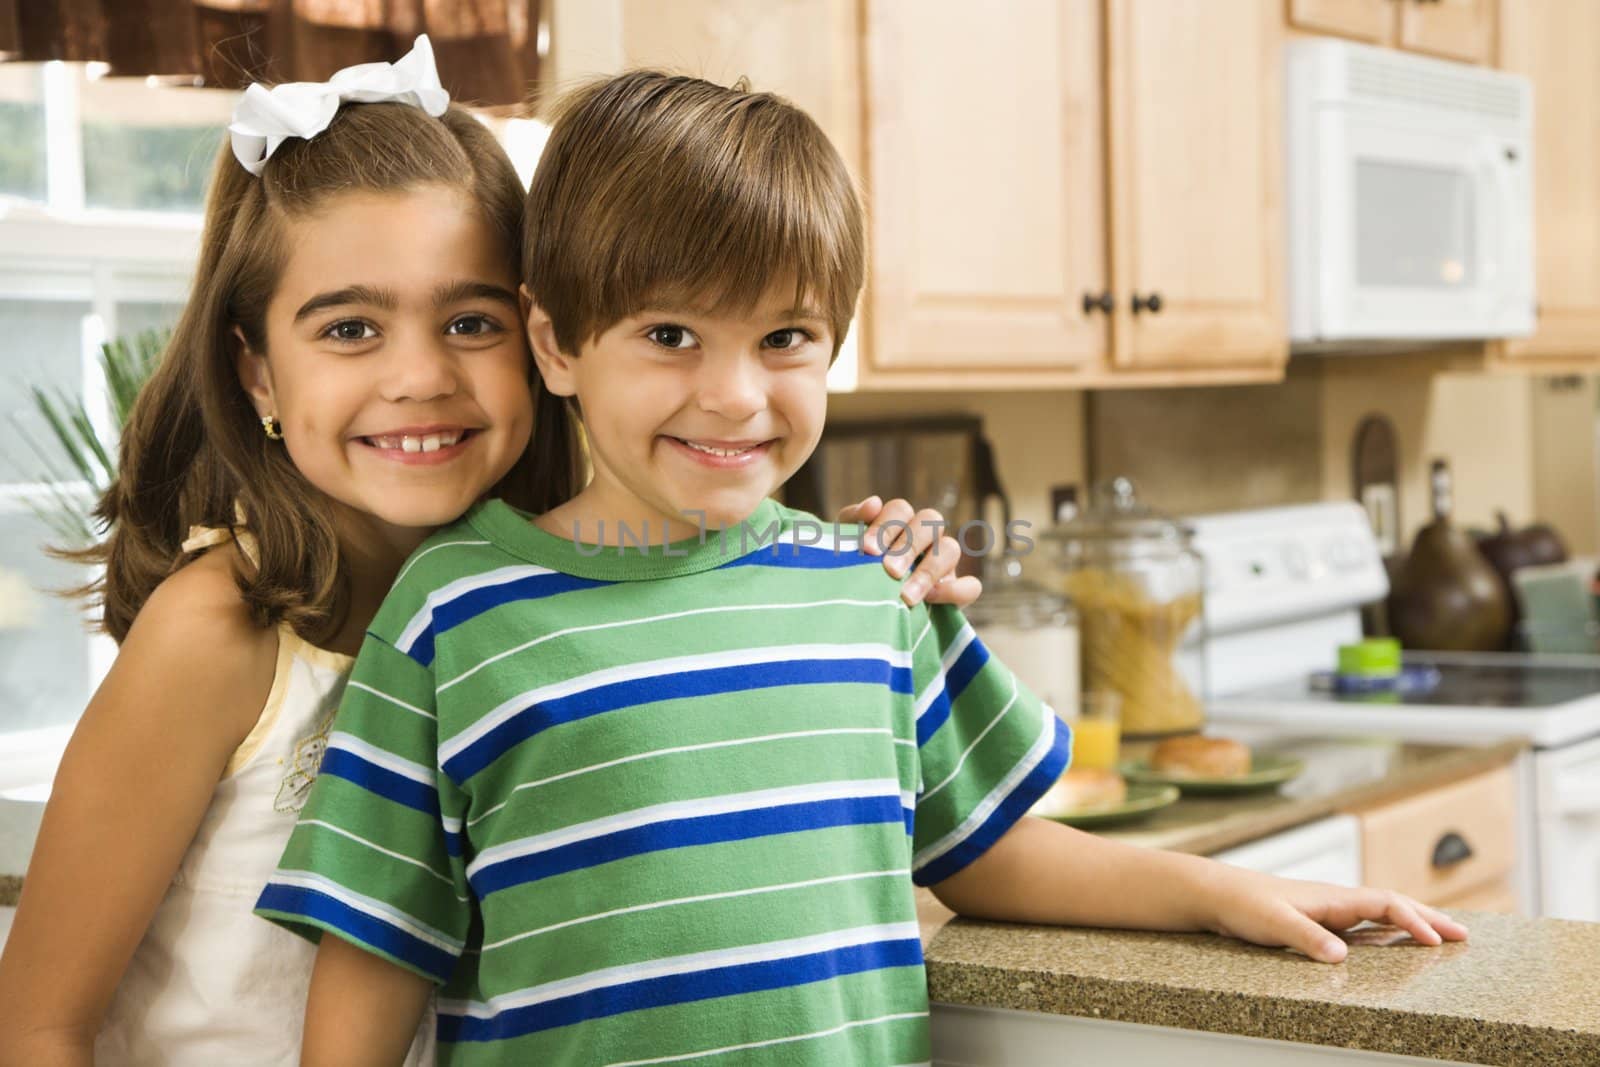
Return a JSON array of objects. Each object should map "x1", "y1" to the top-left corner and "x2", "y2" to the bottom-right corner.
[
  {"x1": 1229, "y1": 653, "x2": 1600, "y2": 711},
  {"x1": 1365, "y1": 660, "x2": 1600, "y2": 709}
]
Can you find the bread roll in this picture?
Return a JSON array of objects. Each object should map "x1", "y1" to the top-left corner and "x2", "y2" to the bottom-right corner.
[
  {"x1": 1032, "y1": 768, "x2": 1128, "y2": 816},
  {"x1": 1150, "y1": 735, "x2": 1251, "y2": 779}
]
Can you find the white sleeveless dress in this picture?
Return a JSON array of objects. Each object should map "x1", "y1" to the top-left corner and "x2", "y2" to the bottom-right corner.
[{"x1": 95, "y1": 525, "x2": 435, "y2": 1066}]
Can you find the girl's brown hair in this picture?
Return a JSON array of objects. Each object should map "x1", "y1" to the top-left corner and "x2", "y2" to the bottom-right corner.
[
  {"x1": 80, "y1": 102, "x2": 582, "y2": 644},
  {"x1": 523, "y1": 71, "x2": 866, "y2": 358}
]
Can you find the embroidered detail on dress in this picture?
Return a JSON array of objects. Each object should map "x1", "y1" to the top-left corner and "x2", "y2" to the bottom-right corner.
[{"x1": 274, "y1": 711, "x2": 335, "y2": 813}]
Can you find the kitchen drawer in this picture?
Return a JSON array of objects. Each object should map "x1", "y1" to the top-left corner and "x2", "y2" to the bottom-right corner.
[{"x1": 1356, "y1": 765, "x2": 1516, "y2": 905}]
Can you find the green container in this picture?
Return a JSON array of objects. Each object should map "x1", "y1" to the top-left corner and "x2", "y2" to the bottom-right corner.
[{"x1": 1337, "y1": 638, "x2": 1402, "y2": 678}]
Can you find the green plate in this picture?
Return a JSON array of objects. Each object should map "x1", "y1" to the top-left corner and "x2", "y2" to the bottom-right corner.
[
  {"x1": 1034, "y1": 781, "x2": 1180, "y2": 828},
  {"x1": 1121, "y1": 753, "x2": 1305, "y2": 794}
]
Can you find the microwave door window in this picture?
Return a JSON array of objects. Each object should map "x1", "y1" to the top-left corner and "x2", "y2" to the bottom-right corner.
[{"x1": 1355, "y1": 160, "x2": 1475, "y2": 290}]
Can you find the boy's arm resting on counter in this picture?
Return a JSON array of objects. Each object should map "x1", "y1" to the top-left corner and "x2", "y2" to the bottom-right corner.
[
  {"x1": 929, "y1": 817, "x2": 1467, "y2": 963},
  {"x1": 908, "y1": 603, "x2": 1467, "y2": 964},
  {"x1": 0, "y1": 562, "x2": 276, "y2": 1066},
  {"x1": 303, "y1": 936, "x2": 433, "y2": 1067}
]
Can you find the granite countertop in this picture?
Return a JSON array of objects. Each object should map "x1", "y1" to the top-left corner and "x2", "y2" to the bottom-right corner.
[
  {"x1": 915, "y1": 738, "x2": 1527, "y2": 952},
  {"x1": 1097, "y1": 738, "x2": 1525, "y2": 856},
  {"x1": 911, "y1": 738, "x2": 1562, "y2": 1063},
  {"x1": 924, "y1": 912, "x2": 1600, "y2": 1065}
]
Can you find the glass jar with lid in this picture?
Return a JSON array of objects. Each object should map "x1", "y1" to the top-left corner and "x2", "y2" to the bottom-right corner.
[
  {"x1": 1040, "y1": 478, "x2": 1208, "y2": 739},
  {"x1": 964, "y1": 554, "x2": 1079, "y2": 715}
]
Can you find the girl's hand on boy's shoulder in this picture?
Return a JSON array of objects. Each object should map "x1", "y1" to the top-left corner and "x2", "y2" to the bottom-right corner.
[
  {"x1": 1199, "y1": 864, "x2": 1470, "y2": 964},
  {"x1": 838, "y1": 496, "x2": 982, "y2": 608}
]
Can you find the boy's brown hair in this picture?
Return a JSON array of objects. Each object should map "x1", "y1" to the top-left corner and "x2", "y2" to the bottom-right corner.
[
  {"x1": 79, "y1": 102, "x2": 582, "y2": 644},
  {"x1": 523, "y1": 70, "x2": 865, "y2": 357}
]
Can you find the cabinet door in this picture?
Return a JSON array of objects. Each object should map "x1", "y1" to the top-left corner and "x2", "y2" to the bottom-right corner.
[
  {"x1": 1286, "y1": 0, "x2": 1393, "y2": 44},
  {"x1": 614, "y1": 0, "x2": 862, "y2": 173},
  {"x1": 1398, "y1": 0, "x2": 1494, "y2": 64},
  {"x1": 862, "y1": 0, "x2": 1108, "y2": 375},
  {"x1": 1105, "y1": 0, "x2": 1285, "y2": 371},
  {"x1": 1498, "y1": 0, "x2": 1600, "y2": 363},
  {"x1": 550, "y1": 0, "x2": 863, "y2": 173}
]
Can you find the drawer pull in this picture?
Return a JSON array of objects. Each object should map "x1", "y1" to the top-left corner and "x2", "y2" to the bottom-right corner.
[{"x1": 1431, "y1": 831, "x2": 1474, "y2": 869}]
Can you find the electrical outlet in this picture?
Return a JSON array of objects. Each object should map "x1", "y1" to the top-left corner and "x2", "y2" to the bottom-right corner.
[
  {"x1": 1050, "y1": 484, "x2": 1079, "y2": 524},
  {"x1": 1361, "y1": 483, "x2": 1399, "y2": 557}
]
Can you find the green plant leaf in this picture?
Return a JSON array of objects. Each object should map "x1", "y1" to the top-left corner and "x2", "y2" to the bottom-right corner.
[
  {"x1": 10, "y1": 327, "x2": 168, "y2": 550},
  {"x1": 29, "y1": 386, "x2": 100, "y2": 487}
]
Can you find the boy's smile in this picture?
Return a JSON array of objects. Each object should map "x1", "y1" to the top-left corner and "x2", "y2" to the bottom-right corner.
[
  {"x1": 664, "y1": 435, "x2": 778, "y2": 472},
  {"x1": 529, "y1": 282, "x2": 831, "y2": 543}
]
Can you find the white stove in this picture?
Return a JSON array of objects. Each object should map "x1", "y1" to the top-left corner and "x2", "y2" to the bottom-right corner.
[
  {"x1": 1214, "y1": 651, "x2": 1600, "y2": 750},
  {"x1": 1187, "y1": 502, "x2": 1600, "y2": 921}
]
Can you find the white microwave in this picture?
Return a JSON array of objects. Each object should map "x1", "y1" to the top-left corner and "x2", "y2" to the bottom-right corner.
[{"x1": 1287, "y1": 40, "x2": 1534, "y2": 347}]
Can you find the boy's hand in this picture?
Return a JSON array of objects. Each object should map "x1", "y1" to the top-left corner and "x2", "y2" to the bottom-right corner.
[
  {"x1": 1198, "y1": 864, "x2": 1470, "y2": 964},
  {"x1": 837, "y1": 496, "x2": 982, "y2": 607}
]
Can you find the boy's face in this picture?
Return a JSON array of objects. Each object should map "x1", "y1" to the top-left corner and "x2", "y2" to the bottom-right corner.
[{"x1": 529, "y1": 282, "x2": 832, "y2": 537}]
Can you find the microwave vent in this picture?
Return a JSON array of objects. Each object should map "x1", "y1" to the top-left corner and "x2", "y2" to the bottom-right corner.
[{"x1": 1344, "y1": 50, "x2": 1525, "y2": 122}]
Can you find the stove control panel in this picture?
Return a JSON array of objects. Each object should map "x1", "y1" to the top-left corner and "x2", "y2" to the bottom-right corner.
[{"x1": 1188, "y1": 502, "x2": 1389, "y2": 636}]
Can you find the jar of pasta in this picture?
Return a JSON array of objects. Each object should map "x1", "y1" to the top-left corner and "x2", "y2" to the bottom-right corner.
[{"x1": 1040, "y1": 479, "x2": 1208, "y2": 739}]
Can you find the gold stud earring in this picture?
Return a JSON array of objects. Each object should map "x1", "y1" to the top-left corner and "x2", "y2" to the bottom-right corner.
[{"x1": 262, "y1": 415, "x2": 283, "y2": 441}]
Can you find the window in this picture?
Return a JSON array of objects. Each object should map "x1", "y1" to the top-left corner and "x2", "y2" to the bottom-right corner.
[
  {"x1": 0, "y1": 66, "x2": 548, "y2": 739},
  {"x1": 0, "y1": 65, "x2": 45, "y2": 201},
  {"x1": 0, "y1": 63, "x2": 216, "y2": 734},
  {"x1": 0, "y1": 502, "x2": 92, "y2": 734},
  {"x1": 79, "y1": 73, "x2": 232, "y2": 214}
]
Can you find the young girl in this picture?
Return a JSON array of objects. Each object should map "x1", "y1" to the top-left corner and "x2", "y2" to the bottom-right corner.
[{"x1": 0, "y1": 41, "x2": 974, "y2": 1066}]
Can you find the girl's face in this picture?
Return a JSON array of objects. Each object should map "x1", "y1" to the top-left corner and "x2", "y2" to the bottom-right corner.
[{"x1": 239, "y1": 185, "x2": 533, "y2": 550}]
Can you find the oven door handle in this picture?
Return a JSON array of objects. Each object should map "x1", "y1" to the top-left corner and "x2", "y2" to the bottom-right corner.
[{"x1": 1553, "y1": 779, "x2": 1600, "y2": 818}]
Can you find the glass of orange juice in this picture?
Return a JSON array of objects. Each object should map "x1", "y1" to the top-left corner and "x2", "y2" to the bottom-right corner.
[{"x1": 1065, "y1": 692, "x2": 1122, "y2": 771}]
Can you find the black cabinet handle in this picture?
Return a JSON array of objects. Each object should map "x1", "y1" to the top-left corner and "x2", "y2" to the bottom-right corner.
[
  {"x1": 1081, "y1": 291, "x2": 1113, "y2": 315},
  {"x1": 1131, "y1": 291, "x2": 1164, "y2": 315},
  {"x1": 1431, "y1": 831, "x2": 1474, "y2": 869}
]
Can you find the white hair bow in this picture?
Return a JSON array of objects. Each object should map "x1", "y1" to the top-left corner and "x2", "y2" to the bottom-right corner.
[{"x1": 228, "y1": 34, "x2": 450, "y2": 176}]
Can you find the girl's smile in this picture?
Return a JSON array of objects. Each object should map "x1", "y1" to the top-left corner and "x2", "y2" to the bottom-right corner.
[{"x1": 354, "y1": 425, "x2": 481, "y2": 464}]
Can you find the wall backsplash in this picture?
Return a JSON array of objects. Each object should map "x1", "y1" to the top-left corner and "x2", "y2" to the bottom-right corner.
[
  {"x1": 1087, "y1": 369, "x2": 1324, "y2": 516},
  {"x1": 817, "y1": 361, "x2": 1587, "y2": 559},
  {"x1": 824, "y1": 391, "x2": 1086, "y2": 539},
  {"x1": 1092, "y1": 359, "x2": 1552, "y2": 547}
]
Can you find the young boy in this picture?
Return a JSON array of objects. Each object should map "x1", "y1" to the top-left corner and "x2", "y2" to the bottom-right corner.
[{"x1": 259, "y1": 71, "x2": 1467, "y2": 1066}]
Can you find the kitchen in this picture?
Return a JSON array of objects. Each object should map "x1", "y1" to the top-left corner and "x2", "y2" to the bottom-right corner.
[{"x1": 2, "y1": 1, "x2": 1600, "y2": 1064}]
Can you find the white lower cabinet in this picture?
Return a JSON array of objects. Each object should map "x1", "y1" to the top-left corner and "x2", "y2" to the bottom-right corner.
[
  {"x1": 929, "y1": 1004, "x2": 1461, "y2": 1066},
  {"x1": 1211, "y1": 814, "x2": 1362, "y2": 886}
]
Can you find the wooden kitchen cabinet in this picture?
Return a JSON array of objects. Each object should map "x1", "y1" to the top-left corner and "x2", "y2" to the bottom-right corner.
[
  {"x1": 1493, "y1": 0, "x2": 1600, "y2": 366},
  {"x1": 1286, "y1": 0, "x2": 1391, "y2": 45},
  {"x1": 1105, "y1": 0, "x2": 1284, "y2": 372},
  {"x1": 1287, "y1": 0, "x2": 1494, "y2": 65},
  {"x1": 552, "y1": 0, "x2": 1288, "y2": 388},
  {"x1": 1355, "y1": 765, "x2": 1519, "y2": 911},
  {"x1": 545, "y1": 0, "x2": 862, "y2": 172},
  {"x1": 862, "y1": 0, "x2": 1107, "y2": 378},
  {"x1": 862, "y1": 0, "x2": 1285, "y2": 387},
  {"x1": 1397, "y1": 0, "x2": 1495, "y2": 64}
]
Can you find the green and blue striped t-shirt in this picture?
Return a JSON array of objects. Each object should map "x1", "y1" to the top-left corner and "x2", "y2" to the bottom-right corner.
[{"x1": 257, "y1": 497, "x2": 1070, "y2": 1065}]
